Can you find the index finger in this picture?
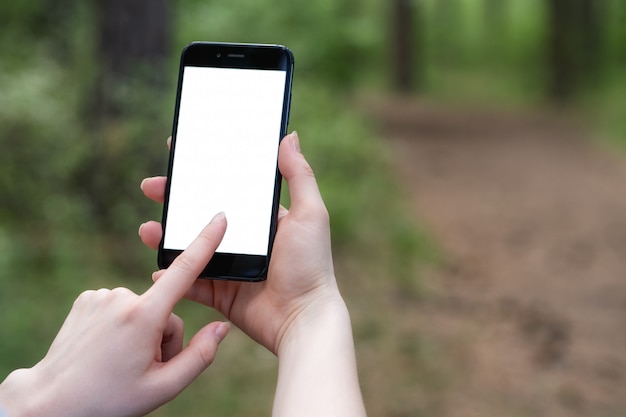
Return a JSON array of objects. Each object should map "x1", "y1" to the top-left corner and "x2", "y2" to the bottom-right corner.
[{"x1": 142, "y1": 212, "x2": 227, "y2": 313}]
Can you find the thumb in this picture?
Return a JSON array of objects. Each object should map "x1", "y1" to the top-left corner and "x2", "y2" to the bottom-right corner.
[
  {"x1": 153, "y1": 322, "x2": 230, "y2": 398},
  {"x1": 278, "y1": 132, "x2": 327, "y2": 220}
]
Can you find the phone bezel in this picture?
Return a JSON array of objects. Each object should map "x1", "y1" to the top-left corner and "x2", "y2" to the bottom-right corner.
[{"x1": 158, "y1": 42, "x2": 294, "y2": 281}]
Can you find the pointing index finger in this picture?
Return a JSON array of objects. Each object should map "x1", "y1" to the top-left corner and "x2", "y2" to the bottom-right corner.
[{"x1": 143, "y1": 212, "x2": 227, "y2": 313}]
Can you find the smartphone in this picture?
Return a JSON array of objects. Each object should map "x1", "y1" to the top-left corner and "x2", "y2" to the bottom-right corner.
[{"x1": 158, "y1": 42, "x2": 294, "y2": 281}]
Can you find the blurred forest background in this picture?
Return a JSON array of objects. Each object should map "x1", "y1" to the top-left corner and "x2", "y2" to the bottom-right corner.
[{"x1": 1, "y1": 1, "x2": 626, "y2": 416}]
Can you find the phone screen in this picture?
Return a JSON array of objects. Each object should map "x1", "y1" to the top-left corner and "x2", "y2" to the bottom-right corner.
[{"x1": 163, "y1": 65, "x2": 287, "y2": 256}]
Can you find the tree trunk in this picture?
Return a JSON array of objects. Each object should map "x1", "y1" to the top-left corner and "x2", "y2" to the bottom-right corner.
[
  {"x1": 616, "y1": 0, "x2": 626, "y2": 65},
  {"x1": 93, "y1": 0, "x2": 171, "y2": 119},
  {"x1": 579, "y1": 0, "x2": 605, "y2": 84},
  {"x1": 391, "y1": 0, "x2": 419, "y2": 92},
  {"x1": 546, "y1": 0, "x2": 577, "y2": 101},
  {"x1": 546, "y1": 0, "x2": 606, "y2": 101},
  {"x1": 84, "y1": 0, "x2": 171, "y2": 228}
]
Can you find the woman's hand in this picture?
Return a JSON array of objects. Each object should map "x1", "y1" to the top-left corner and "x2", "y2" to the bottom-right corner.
[
  {"x1": 0, "y1": 215, "x2": 230, "y2": 417},
  {"x1": 139, "y1": 132, "x2": 343, "y2": 355}
]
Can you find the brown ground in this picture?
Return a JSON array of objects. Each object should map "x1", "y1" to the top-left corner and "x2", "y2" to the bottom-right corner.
[{"x1": 365, "y1": 98, "x2": 626, "y2": 417}]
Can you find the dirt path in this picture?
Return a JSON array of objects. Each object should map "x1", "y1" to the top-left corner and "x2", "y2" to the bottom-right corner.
[{"x1": 367, "y1": 98, "x2": 626, "y2": 417}]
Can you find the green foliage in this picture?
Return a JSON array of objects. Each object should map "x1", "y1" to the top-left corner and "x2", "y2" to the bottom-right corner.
[
  {"x1": 0, "y1": 58, "x2": 84, "y2": 226},
  {"x1": 174, "y1": 0, "x2": 385, "y2": 88},
  {"x1": 287, "y1": 84, "x2": 439, "y2": 285},
  {"x1": 417, "y1": 0, "x2": 546, "y2": 104}
]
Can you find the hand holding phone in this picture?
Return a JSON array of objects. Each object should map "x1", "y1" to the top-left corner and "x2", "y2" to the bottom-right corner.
[
  {"x1": 158, "y1": 42, "x2": 294, "y2": 280},
  {"x1": 145, "y1": 132, "x2": 342, "y2": 353}
]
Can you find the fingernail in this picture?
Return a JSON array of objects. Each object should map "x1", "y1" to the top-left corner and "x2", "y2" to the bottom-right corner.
[
  {"x1": 138, "y1": 222, "x2": 145, "y2": 236},
  {"x1": 140, "y1": 178, "x2": 147, "y2": 191},
  {"x1": 214, "y1": 322, "x2": 230, "y2": 343},
  {"x1": 210, "y1": 212, "x2": 226, "y2": 224},
  {"x1": 290, "y1": 131, "x2": 300, "y2": 153}
]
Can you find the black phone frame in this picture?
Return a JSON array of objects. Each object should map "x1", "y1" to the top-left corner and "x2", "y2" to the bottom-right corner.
[{"x1": 158, "y1": 42, "x2": 294, "y2": 281}]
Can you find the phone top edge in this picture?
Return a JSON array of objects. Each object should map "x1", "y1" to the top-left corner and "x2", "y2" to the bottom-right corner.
[
  {"x1": 185, "y1": 41, "x2": 291, "y2": 49},
  {"x1": 182, "y1": 41, "x2": 293, "y2": 57},
  {"x1": 181, "y1": 42, "x2": 294, "y2": 70}
]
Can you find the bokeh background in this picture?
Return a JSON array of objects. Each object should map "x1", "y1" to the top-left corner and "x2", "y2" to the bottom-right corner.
[{"x1": 1, "y1": 1, "x2": 625, "y2": 416}]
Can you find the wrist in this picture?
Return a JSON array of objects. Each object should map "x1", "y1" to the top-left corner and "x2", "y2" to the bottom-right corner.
[
  {"x1": 276, "y1": 290, "x2": 353, "y2": 359},
  {"x1": 272, "y1": 285, "x2": 367, "y2": 417},
  {"x1": 0, "y1": 368, "x2": 46, "y2": 417}
]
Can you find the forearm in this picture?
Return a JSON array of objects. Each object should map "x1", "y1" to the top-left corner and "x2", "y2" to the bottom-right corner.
[{"x1": 272, "y1": 300, "x2": 367, "y2": 417}]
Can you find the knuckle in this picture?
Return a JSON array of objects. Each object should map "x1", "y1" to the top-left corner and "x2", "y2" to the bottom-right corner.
[
  {"x1": 195, "y1": 232, "x2": 213, "y2": 246},
  {"x1": 110, "y1": 287, "x2": 135, "y2": 298},
  {"x1": 196, "y1": 347, "x2": 216, "y2": 369},
  {"x1": 117, "y1": 300, "x2": 144, "y2": 324},
  {"x1": 104, "y1": 288, "x2": 145, "y2": 322},
  {"x1": 73, "y1": 289, "x2": 103, "y2": 307},
  {"x1": 302, "y1": 162, "x2": 316, "y2": 179},
  {"x1": 75, "y1": 289, "x2": 95, "y2": 302},
  {"x1": 172, "y1": 253, "x2": 197, "y2": 274}
]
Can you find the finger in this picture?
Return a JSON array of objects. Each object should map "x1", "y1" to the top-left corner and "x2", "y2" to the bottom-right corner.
[
  {"x1": 153, "y1": 321, "x2": 229, "y2": 399},
  {"x1": 152, "y1": 269, "x2": 222, "y2": 309},
  {"x1": 152, "y1": 269, "x2": 166, "y2": 282},
  {"x1": 140, "y1": 176, "x2": 167, "y2": 203},
  {"x1": 161, "y1": 313, "x2": 185, "y2": 362},
  {"x1": 142, "y1": 212, "x2": 227, "y2": 313},
  {"x1": 139, "y1": 221, "x2": 163, "y2": 250},
  {"x1": 139, "y1": 136, "x2": 170, "y2": 202},
  {"x1": 278, "y1": 132, "x2": 327, "y2": 220}
]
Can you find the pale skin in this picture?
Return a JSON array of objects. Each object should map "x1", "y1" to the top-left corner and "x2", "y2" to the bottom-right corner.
[{"x1": 0, "y1": 132, "x2": 367, "y2": 417}]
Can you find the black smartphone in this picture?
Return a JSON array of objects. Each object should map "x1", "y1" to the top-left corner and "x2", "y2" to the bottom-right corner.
[{"x1": 158, "y1": 42, "x2": 294, "y2": 281}]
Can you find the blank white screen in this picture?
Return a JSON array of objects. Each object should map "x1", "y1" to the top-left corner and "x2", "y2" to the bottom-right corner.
[{"x1": 163, "y1": 66, "x2": 287, "y2": 256}]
